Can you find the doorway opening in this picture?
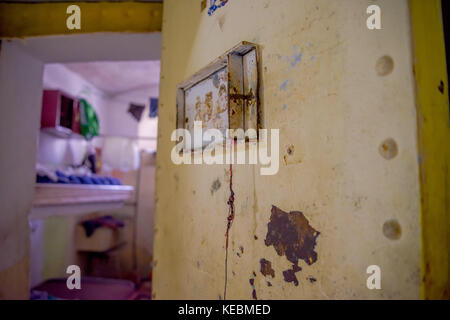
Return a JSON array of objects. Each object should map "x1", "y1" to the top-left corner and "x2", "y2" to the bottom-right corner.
[{"x1": 7, "y1": 33, "x2": 160, "y2": 300}]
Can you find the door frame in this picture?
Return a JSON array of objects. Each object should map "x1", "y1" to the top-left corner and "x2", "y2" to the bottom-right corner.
[{"x1": 410, "y1": 0, "x2": 450, "y2": 299}]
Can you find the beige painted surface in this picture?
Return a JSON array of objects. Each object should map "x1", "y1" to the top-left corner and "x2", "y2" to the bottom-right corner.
[
  {"x1": 154, "y1": 0, "x2": 421, "y2": 299},
  {"x1": 0, "y1": 41, "x2": 43, "y2": 299}
]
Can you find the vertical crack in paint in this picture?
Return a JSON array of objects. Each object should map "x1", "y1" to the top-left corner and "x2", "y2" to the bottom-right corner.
[{"x1": 224, "y1": 163, "x2": 235, "y2": 300}]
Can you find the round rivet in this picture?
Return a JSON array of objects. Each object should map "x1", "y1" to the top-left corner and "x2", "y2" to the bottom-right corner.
[
  {"x1": 383, "y1": 219, "x2": 402, "y2": 240},
  {"x1": 379, "y1": 138, "x2": 398, "y2": 160},
  {"x1": 376, "y1": 55, "x2": 394, "y2": 76}
]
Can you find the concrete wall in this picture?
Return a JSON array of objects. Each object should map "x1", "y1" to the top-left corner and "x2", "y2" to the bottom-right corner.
[
  {"x1": 0, "y1": 41, "x2": 44, "y2": 299},
  {"x1": 153, "y1": 0, "x2": 421, "y2": 299},
  {"x1": 102, "y1": 86, "x2": 159, "y2": 145}
]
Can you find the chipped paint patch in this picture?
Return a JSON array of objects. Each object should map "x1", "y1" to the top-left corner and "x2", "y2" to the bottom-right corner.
[
  {"x1": 201, "y1": 0, "x2": 207, "y2": 12},
  {"x1": 284, "y1": 264, "x2": 302, "y2": 286},
  {"x1": 259, "y1": 258, "x2": 275, "y2": 278},
  {"x1": 280, "y1": 80, "x2": 289, "y2": 91},
  {"x1": 284, "y1": 46, "x2": 303, "y2": 68},
  {"x1": 249, "y1": 278, "x2": 257, "y2": 300},
  {"x1": 208, "y1": 0, "x2": 228, "y2": 16},
  {"x1": 283, "y1": 268, "x2": 299, "y2": 286},
  {"x1": 210, "y1": 178, "x2": 221, "y2": 195},
  {"x1": 290, "y1": 52, "x2": 303, "y2": 67},
  {"x1": 283, "y1": 143, "x2": 304, "y2": 166},
  {"x1": 265, "y1": 205, "x2": 320, "y2": 266}
]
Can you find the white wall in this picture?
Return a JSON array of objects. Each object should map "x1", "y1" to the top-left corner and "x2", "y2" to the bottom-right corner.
[
  {"x1": 103, "y1": 86, "x2": 159, "y2": 148},
  {"x1": 37, "y1": 64, "x2": 108, "y2": 167},
  {"x1": 39, "y1": 64, "x2": 159, "y2": 168},
  {"x1": 0, "y1": 41, "x2": 44, "y2": 299}
]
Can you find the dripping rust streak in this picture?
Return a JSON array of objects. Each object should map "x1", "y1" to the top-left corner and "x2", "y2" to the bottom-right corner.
[
  {"x1": 224, "y1": 163, "x2": 235, "y2": 300},
  {"x1": 226, "y1": 164, "x2": 235, "y2": 249}
]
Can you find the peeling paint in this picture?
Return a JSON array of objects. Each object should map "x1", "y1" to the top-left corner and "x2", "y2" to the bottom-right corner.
[
  {"x1": 208, "y1": 0, "x2": 229, "y2": 16},
  {"x1": 201, "y1": 0, "x2": 207, "y2": 12},
  {"x1": 265, "y1": 205, "x2": 320, "y2": 266},
  {"x1": 249, "y1": 278, "x2": 257, "y2": 300},
  {"x1": 210, "y1": 178, "x2": 221, "y2": 195},
  {"x1": 259, "y1": 258, "x2": 275, "y2": 278},
  {"x1": 283, "y1": 268, "x2": 300, "y2": 286}
]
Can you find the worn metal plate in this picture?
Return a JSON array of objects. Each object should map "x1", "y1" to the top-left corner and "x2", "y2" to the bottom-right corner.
[
  {"x1": 184, "y1": 67, "x2": 228, "y2": 148},
  {"x1": 176, "y1": 42, "x2": 259, "y2": 150}
]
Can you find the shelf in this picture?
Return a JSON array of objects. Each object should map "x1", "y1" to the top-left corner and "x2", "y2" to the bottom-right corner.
[{"x1": 30, "y1": 183, "x2": 134, "y2": 219}]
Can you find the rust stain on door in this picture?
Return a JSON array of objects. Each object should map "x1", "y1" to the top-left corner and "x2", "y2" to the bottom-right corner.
[
  {"x1": 265, "y1": 205, "x2": 320, "y2": 266},
  {"x1": 259, "y1": 258, "x2": 275, "y2": 278},
  {"x1": 264, "y1": 205, "x2": 319, "y2": 286},
  {"x1": 263, "y1": 205, "x2": 320, "y2": 288}
]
